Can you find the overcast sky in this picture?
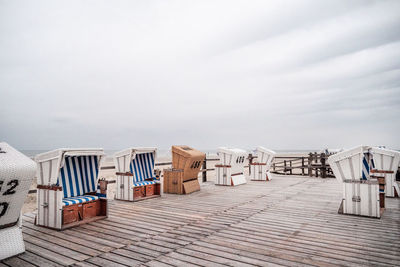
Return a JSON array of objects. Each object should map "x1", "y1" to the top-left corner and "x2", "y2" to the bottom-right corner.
[{"x1": 1, "y1": 0, "x2": 399, "y2": 151}]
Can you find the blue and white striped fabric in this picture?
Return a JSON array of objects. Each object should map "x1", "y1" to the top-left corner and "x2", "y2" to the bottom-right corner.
[
  {"x1": 130, "y1": 152, "x2": 155, "y2": 183},
  {"x1": 362, "y1": 154, "x2": 370, "y2": 180},
  {"x1": 62, "y1": 195, "x2": 99, "y2": 206},
  {"x1": 57, "y1": 156, "x2": 100, "y2": 198},
  {"x1": 132, "y1": 181, "x2": 156, "y2": 187}
]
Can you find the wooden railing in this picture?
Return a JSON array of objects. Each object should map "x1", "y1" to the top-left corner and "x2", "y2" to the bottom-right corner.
[{"x1": 270, "y1": 152, "x2": 334, "y2": 178}]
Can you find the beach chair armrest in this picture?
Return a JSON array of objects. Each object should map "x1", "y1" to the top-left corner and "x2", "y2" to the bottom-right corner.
[{"x1": 37, "y1": 185, "x2": 62, "y2": 191}]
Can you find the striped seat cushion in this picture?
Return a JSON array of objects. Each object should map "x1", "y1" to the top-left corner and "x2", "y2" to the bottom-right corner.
[
  {"x1": 132, "y1": 180, "x2": 157, "y2": 187},
  {"x1": 62, "y1": 195, "x2": 99, "y2": 206}
]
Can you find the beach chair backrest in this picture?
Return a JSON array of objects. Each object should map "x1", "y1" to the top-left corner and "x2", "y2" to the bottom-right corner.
[
  {"x1": 217, "y1": 147, "x2": 247, "y2": 174},
  {"x1": 328, "y1": 146, "x2": 371, "y2": 183},
  {"x1": 172, "y1": 146, "x2": 205, "y2": 181},
  {"x1": 255, "y1": 147, "x2": 276, "y2": 170},
  {"x1": 130, "y1": 152, "x2": 155, "y2": 183},
  {"x1": 57, "y1": 155, "x2": 100, "y2": 198},
  {"x1": 370, "y1": 147, "x2": 400, "y2": 173}
]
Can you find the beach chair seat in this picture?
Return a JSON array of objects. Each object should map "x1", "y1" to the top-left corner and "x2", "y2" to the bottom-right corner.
[
  {"x1": 132, "y1": 180, "x2": 157, "y2": 187},
  {"x1": 62, "y1": 195, "x2": 99, "y2": 206}
]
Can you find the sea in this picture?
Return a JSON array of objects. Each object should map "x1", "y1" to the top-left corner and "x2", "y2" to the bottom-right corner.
[{"x1": 20, "y1": 149, "x2": 322, "y2": 159}]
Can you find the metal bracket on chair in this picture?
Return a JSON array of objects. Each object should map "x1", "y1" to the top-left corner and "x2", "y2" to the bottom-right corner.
[
  {"x1": 120, "y1": 184, "x2": 124, "y2": 189},
  {"x1": 352, "y1": 196, "x2": 361, "y2": 202},
  {"x1": 42, "y1": 202, "x2": 49, "y2": 208}
]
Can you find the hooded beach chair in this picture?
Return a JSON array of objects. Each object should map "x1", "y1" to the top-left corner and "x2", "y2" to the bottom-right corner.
[
  {"x1": 35, "y1": 148, "x2": 108, "y2": 230},
  {"x1": 328, "y1": 145, "x2": 395, "y2": 218},
  {"x1": 215, "y1": 147, "x2": 247, "y2": 186},
  {"x1": 369, "y1": 147, "x2": 400, "y2": 198},
  {"x1": 0, "y1": 143, "x2": 36, "y2": 260},
  {"x1": 114, "y1": 148, "x2": 160, "y2": 201},
  {"x1": 163, "y1": 145, "x2": 206, "y2": 194},
  {"x1": 249, "y1": 147, "x2": 276, "y2": 181}
]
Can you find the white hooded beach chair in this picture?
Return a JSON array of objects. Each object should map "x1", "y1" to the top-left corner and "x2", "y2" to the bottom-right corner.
[
  {"x1": 370, "y1": 147, "x2": 400, "y2": 197},
  {"x1": 328, "y1": 145, "x2": 393, "y2": 218},
  {"x1": 215, "y1": 147, "x2": 247, "y2": 186},
  {"x1": 114, "y1": 147, "x2": 160, "y2": 201},
  {"x1": 0, "y1": 143, "x2": 36, "y2": 260},
  {"x1": 35, "y1": 148, "x2": 108, "y2": 230},
  {"x1": 249, "y1": 147, "x2": 276, "y2": 181}
]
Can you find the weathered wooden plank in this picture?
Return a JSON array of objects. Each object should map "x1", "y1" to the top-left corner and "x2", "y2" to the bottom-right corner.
[
  {"x1": 98, "y1": 252, "x2": 143, "y2": 266},
  {"x1": 24, "y1": 241, "x2": 77, "y2": 266},
  {"x1": 151, "y1": 255, "x2": 199, "y2": 267},
  {"x1": 189, "y1": 241, "x2": 308, "y2": 267},
  {"x1": 142, "y1": 260, "x2": 173, "y2": 267},
  {"x1": 111, "y1": 248, "x2": 154, "y2": 262},
  {"x1": 166, "y1": 251, "x2": 229, "y2": 267},
  {"x1": 71, "y1": 262, "x2": 99, "y2": 267},
  {"x1": 1, "y1": 257, "x2": 36, "y2": 267},
  {"x1": 22, "y1": 227, "x2": 99, "y2": 257},
  {"x1": 124, "y1": 245, "x2": 163, "y2": 258},
  {"x1": 22, "y1": 233, "x2": 90, "y2": 262},
  {"x1": 85, "y1": 256, "x2": 129, "y2": 267},
  {"x1": 17, "y1": 251, "x2": 63, "y2": 267}
]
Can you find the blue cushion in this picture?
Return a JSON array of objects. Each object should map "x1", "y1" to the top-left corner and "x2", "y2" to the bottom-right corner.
[
  {"x1": 62, "y1": 195, "x2": 99, "y2": 206},
  {"x1": 132, "y1": 180, "x2": 157, "y2": 187}
]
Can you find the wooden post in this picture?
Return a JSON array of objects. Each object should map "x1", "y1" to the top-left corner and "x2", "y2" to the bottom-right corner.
[
  {"x1": 202, "y1": 159, "x2": 207, "y2": 182},
  {"x1": 284, "y1": 160, "x2": 287, "y2": 175},
  {"x1": 248, "y1": 153, "x2": 253, "y2": 175},
  {"x1": 308, "y1": 153, "x2": 312, "y2": 177},
  {"x1": 273, "y1": 162, "x2": 276, "y2": 172},
  {"x1": 301, "y1": 157, "x2": 305, "y2": 176},
  {"x1": 321, "y1": 153, "x2": 326, "y2": 178},
  {"x1": 289, "y1": 160, "x2": 292, "y2": 175}
]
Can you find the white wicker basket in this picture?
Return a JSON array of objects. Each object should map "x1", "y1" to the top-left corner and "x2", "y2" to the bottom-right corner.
[{"x1": 0, "y1": 142, "x2": 36, "y2": 260}]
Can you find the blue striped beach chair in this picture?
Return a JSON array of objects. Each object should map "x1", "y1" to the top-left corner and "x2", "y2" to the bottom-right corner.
[
  {"x1": 35, "y1": 149, "x2": 108, "y2": 230},
  {"x1": 114, "y1": 148, "x2": 160, "y2": 201}
]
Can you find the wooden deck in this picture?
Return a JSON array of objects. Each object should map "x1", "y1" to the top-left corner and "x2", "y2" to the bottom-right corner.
[{"x1": 2, "y1": 175, "x2": 400, "y2": 267}]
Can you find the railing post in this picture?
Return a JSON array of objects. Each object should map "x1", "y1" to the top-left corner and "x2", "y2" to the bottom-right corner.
[
  {"x1": 301, "y1": 157, "x2": 305, "y2": 176},
  {"x1": 202, "y1": 159, "x2": 207, "y2": 182},
  {"x1": 321, "y1": 153, "x2": 326, "y2": 178},
  {"x1": 308, "y1": 153, "x2": 312, "y2": 177},
  {"x1": 284, "y1": 160, "x2": 287, "y2": 175},
  {"x1": 289, "y1": 160, "x2": 292, "y2": 175}
]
